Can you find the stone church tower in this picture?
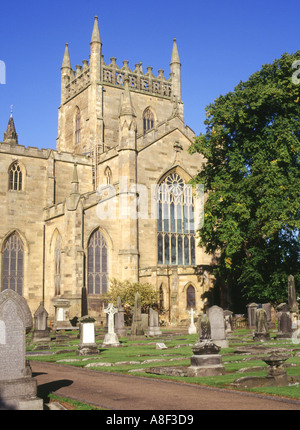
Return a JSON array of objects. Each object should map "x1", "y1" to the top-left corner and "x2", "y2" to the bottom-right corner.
[{"x1": 0, "y1": 17, "x2": 214, "y2": 325}]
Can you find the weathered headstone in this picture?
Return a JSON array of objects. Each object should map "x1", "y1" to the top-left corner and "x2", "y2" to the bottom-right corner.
[
  {"x1": 288, "y1": 275, "x2": 298, "y2": 312},
  {"x1": 188, "y1": 308, "x2": 197, "y2": 334},
  {"x1": 77, "y1": 316, "x2": 99, "y2": 355},
  {"x1": 32, "y1": 302, "x2": 51, "y2": 343},
  {"x1": 247, "y1": 303, "x2": 258, "y2": 329},
  {"x1": 208, "y1": 305, "x2": 228, "y2": 348},
  {"x1": 141, "y1": 313, "x2": 149, "y2": 332},
  {"x1": 53, "y1": 298, "x2": 73, "y2": 330},
  {"x1": 147, "y1": 308, "x2": 162, "y2": 336},
  {"x1": 253, "y1": 307, "x2": 270, "y2": 341},
  {"x1": 102, "y1": 303, "x2": 120, "y2": 347},
  {"x1": 224, "y1": 310, "x2": 233, "y2": 334},
  {"x1": 262, "y1": 303, "x2": 276, "y2": 330},
  {"x1": 131, "y1": 292, "x2": 144, "y2": 336},
  {"x1": 114, "y1": 296, "x2": 127, "y2": 337},
  {"x1": 0, "y1": 289, "x2": 43, "y2": 410},
  {"x1": 198, "y1": 313, "x2": 211, "y2": 341},
  {"x1": 276, "y1": 303, "x2": 292, "y2": 339}
]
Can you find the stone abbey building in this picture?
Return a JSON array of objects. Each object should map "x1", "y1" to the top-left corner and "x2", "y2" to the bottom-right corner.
[{"x1": 0, "y1": 17, "x2": 214, "y2": 324}]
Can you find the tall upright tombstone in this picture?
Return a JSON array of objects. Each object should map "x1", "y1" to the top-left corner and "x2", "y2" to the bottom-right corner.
[
  {"x1": 208, "y1": 305, "x2": 228, "y2": 348},
  {"x1": 247, "y1": 303, "x2": 258, "y2": 329},
  {"x1": 288, "y1": 275, "x2": 298, "y2": 313},
  {"x1": 147, "y1": 308, "x2": 162, "y2": 336},
  {"x1": 198, "y1": 313, "x2": 211, "y2": 341},
  {"x1": 253, "y1": 307, "x2": 270, "y2": 341},
  {"x1": 32, "y1": 302, "x2": 51, "y2": 343},
  {"x1": 131, "y1": 292, "x2": 144, "y2": 336},
  {"x1": 262, "y1": 303, "x2": 276, "y2": 330},
  {"x1": 114, "y1": 296, "x2": 127, "y2": 337},
  {"x1": 277, "y1": 303, "x2": 292, "y2": 339},
  {"x1": 0, "y1": 289, "x2": 43, "y2": 410}
]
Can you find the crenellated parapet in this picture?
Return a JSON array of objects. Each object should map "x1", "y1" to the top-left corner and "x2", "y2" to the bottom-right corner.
[
  {"x1": 64, "y1": 61, "x2": 90, "y2": 101},
  {"x1": 102, "y1": 57, "x2": 172, "y2": 98}
]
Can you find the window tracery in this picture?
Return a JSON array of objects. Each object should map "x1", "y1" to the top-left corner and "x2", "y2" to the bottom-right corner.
[
  {"x1": 157, "y1": 172, "x2": 195, "y2": 266},
  {"x1": 9, "y1": 162, "x2": 23, "y2": 191},
  {"x1": 87, "y1": 230, "x2": 108, "y2": 295},
  {"x1": 143, "y1": 108, "x2": 154, "y2": 133},
  {"x1": 2, "y1": 233, "x2": 24, "y2": 295}
]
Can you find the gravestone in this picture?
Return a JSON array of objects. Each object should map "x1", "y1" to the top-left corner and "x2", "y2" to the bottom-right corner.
[
  {"x1": 141, "y1": 313, "x2": 149, "y2": 332},
  {"x1": 114, "y1": 296, "x2": 127, "y2": 337},
  {"x1": 32, "y1": 302, "x2": 51, "y2": 343},
  {"x1": 247, "y1": 303, "x2": 258, "y2": 329},
  {"x1": 53, "y1": 298, "x2": 73, "y2": 330},
  {"x1": 253, "y1": 307, "x2": 270, "y2": 341},
  {"x1": 262, "y1": 303, "x2": 276, "y2": 329},
  {"x1": 208, "y1": 305, "x2": 228, "y2": 348},
  {"x1": 77, "y1": 317, "x2": 99, "y2": 355},
  {"x1": 131, "y1": 292, "x2": 144, "y2": 336},
  {"x1": 198, "y1": 313, "x2": 211, "y2": 341},
  {"x1": 224, "y1": 310, "x2": 233, "y2": 334},
  {"x1": 0, "y1": 289, "x2": 43, "y2": 410},
  {"x1": 147, "y1": 308, "x2": 162, "y2": 336},
  {"x1": 288, "y1": 275, "x2": 298, "y2": 313},
  {"x1": 81, "y1": 286, "x2": 88, "y2": 317},
  {"x1": 276, "y1": 304, "x2": 292, "y2": 339},
  {"x1": 102, "y1": 303, "x2": 120, "y2": 347},
  {"x1": 188, "y1": 308, "x2": 197, "y2": 334}
]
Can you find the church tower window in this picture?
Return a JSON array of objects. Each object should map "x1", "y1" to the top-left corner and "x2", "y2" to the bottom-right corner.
[
  {"x1": 157, "y1": 172, "x2": 195, "y2": 266},
  {"x1": 2, "y1": 233, "x2": 24, "y2": 295},
  {"x1": 87, "y1": 230, "x2": 108, "y2": 295},
  {"x1": 143, "y1": 108, "x2": 154, "y2": 133},
  {"x1": 8, "y1": 161, "x2": 23, "y2": 191}
]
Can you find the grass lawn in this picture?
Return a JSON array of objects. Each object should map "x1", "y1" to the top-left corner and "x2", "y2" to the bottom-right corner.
[{"x1": 26, "y1": 326, "x2": 300, "y2": 409}]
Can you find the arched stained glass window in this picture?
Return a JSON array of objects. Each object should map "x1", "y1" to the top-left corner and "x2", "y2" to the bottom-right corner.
[
  {"x1": 187, "y1": 285, "x2": 196, "y2": 308},
  {"x1": 157, "y1": 172, "x2": 195, "y2": 266},
  {"x1": 9, "y1": 162, "x2": 23, "y2": 191},
  {"x1": 54, "y1": 234, "x2": 62, "y2": 296},
  {"x1": 87, "y1": 230, "x2": 108, "y2": 295},
  {"x1": 143, "y1": 108, "x2": 154, "y2": 133},
  {"x1": 2, "y1": 233, "x2": 24, "y2": 295}
]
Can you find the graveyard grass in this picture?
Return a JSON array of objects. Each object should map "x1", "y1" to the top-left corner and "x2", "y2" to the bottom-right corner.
[{"x1": 26, "y1": 327, "x2": 300, "y2": 409}]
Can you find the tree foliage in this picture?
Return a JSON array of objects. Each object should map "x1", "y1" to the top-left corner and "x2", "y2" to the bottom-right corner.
[
  {"x1": 190, "y1": 52, "x2": 300, "y2": 308},
  {"x1": 102, "y1": 278, "x2": 160, "y2": 324}
]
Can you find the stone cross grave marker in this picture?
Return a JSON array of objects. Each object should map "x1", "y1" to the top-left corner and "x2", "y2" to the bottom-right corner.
[{"x1": 103, "y1": 303, "x2": 120, "y2": 347}]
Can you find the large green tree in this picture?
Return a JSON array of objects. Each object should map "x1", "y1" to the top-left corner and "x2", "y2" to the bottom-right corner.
[{"x1": 190, "y1": 52, "x2": 300, "y2": 310}]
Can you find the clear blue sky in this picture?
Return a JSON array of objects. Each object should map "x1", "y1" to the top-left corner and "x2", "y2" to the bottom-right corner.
[{"x1": 1, "y1": 0, "x2": 300, "y2": 150}]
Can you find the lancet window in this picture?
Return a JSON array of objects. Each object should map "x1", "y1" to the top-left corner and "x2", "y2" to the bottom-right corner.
[
  {"x1": 186, "y1": 285, "x2": 196, "y2": 308},
  {"x1": 2, "y1": 233, "x2": 24, "y2": 295},
  {"x1": 143, "y1": 108, "x2": 154, "y2": 133},
  {"x1": 8, "y1": 162, "x2": 23, "y2": 191},
  {"x1": 87, "y1": 230, "x2": 108, "y2": 295},
  {"x1": 157, "y1": 172, "x2": 195, "y2": 266}
]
